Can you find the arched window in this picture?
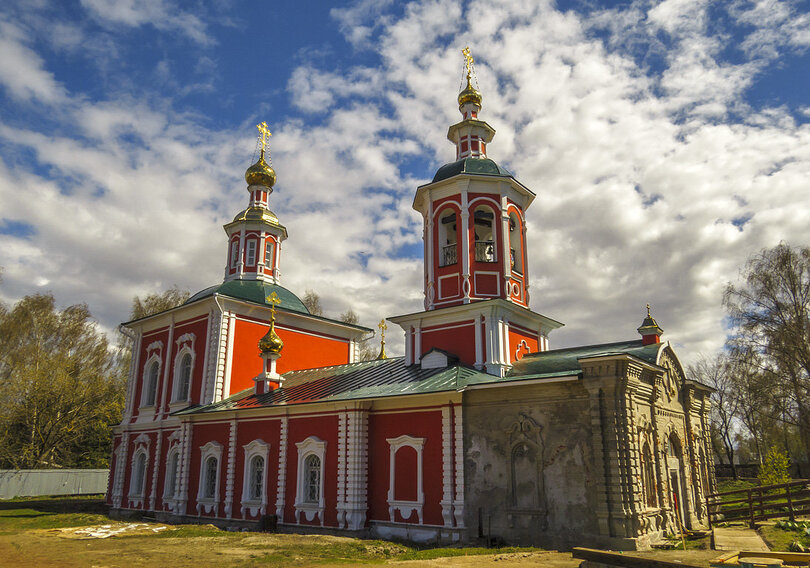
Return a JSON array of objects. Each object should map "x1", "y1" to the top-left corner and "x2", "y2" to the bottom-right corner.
[
  {"x1": 304, "y1": 455, "x2": 321, "y2": 503},
  {"x1": 174, "y1": 353, "x2": 192, "y2": 402},
  {"x1": 438, "y1": 208, "x2": 457, "y2": 267},
  {"x1": 641, "y1": 442, "x2": 657, "y2": 507},
  {"x1": 473, "y1": 206, "x2": 496, "y2": 262},
  {"x1": 143, "y1": 360, "x2": 159, "y2": 407},
  {"x1": 165, "y1": 451, "x2": 179, "y2": 499},
  {"x1": 204, "y1": 456, "x2": 218, "y2": 499},
  {"x1": 509, "y1": 212, "x2": 523, "y2": 273},
  {"x1": 131, "y1": 451, "x2": 147, "y2": 497},
  {"x1": 249, "y1": 455, "x2": 264, "y2": 501}
]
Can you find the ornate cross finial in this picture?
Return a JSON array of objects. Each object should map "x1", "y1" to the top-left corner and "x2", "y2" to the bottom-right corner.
[
  {"x1": 462, "y1": 46, "x2": 474, "y2": 79},
  {"x1": 256, "y1": 121, "x2": 272, "y2": 158},
  {"x1": 377, "y1": 319, "x2": 388, "y2": 360},
  {"x1": 266, "y1": 291, "x2": 281, "y2": 319},
  {"x1": 646, "y1": 303, "x2": 651, "y2": 317}
]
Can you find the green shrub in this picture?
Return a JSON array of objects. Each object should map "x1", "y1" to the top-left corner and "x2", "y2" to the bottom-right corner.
[{"x1": 758, "y1": 446, "x2": 791, "y2": 487}]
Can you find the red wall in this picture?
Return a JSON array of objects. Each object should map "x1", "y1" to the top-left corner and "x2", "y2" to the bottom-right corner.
[
  {"x1": 509, "y1": 323, "x2": 539, "y2": 360},
  {"x1": 284, "y1": 414, "x2": 340, "y2": 526},
  {"x1": 187, "y1": 422, "x2": 230, "y2": 518},
  {"x1": 233, "y1": 418, "x2": 281, "y2": 520},
  {"x1": 368, "y1": 409, "x2": 445, "y2": 526},
  {"x1": 230, "y1": 318, "x2": 351, "y2": 394},
  {"x1": 420, "y1": 321, "x2": 476, "y2": 365}
]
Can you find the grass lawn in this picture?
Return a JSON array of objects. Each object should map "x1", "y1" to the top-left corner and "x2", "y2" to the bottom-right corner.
[{"x1": 0, "y1": 496, "x2": 576, "y2": 567}]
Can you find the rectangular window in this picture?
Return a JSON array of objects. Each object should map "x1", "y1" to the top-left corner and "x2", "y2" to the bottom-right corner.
[
  {"x1": 246, "y1": 240, "x2": 256, "y2": 266},
  {"x1": 265, "y1": 241, "x2": 275, "y2": 267},
  {"x1": 230, "y1": 241, "x2": 239, "y2": 268}
]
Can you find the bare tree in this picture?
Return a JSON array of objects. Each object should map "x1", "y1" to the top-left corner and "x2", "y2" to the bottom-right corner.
[
  {"x1": 690, "y1": 354, "x2": 741, "y2": 477},
  {"x1": 302, "y1": 289, "x2": 323, "y2": 316}
]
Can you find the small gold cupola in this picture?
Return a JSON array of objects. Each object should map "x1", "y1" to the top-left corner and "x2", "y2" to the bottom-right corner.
[
  {"x1": 458, "y1": 47, "x2": 482, "y2": 111},
  {"x1": 259, "y1": 293, "x2": 284, "y2": 355},
  {"x1": 245, "y1": 121, "x2": 277, "y2": 188}
]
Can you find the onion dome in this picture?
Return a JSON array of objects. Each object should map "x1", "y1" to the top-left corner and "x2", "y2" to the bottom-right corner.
[
  {"x1": 245, "y1": 155, "x2": 277, "y2": 188},
  {"x1": 458, "y1": 75, "x2": 482, "y2": 110},
  {"x1": 258, "y1": 318, "x2": 284, "y2": 354}
]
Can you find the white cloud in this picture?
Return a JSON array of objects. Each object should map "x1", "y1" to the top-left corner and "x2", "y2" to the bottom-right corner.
[
  {"x1": 2, "y1": 0, "x2": 810, "y2": 369},
  {"x1": 80, "y1": 0, "x2": 212, "y2": 44},
  {"x1": 0, "y1": 19, "x2": 68, "y2": 105}
]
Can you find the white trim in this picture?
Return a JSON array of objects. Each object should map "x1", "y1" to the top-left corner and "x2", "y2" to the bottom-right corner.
[
  {"x1": 453, "y1": 405, "x2": 465, "y2": 527},
  {"x1": 275, "y1": 416, "x2": 288, "y2": 520},
  {"x1": 162, "y1": 445, "x2": 181, "y2": 510},
  {"x1": 128, "y1": 434, "x2": 150, "y2": 508},
  {"x1": 421, "y1": 321, "x2": 475, "y2": 334},
  {"x1": 473, "y1": 271, "x2": 501, "y2": 297},
  {"x1": 241, "y1": 439, "x2": 271, "y2": 518},
  {"x1": 224, "y1": 419, "x2": 237, "y2": 518},
  {"x1": 441, "y1": 407, "x2": 453, "y2": 526},
  {"x1": 387, "y1": 435, "x2": 425, "y2": 524},
  {"x1": 197, "y1": 441, "x2": 223, "y2": 515},
  {"x1": 171, "y1": 345, "x2": 195, "y2": 403},
  {"x1": 140, "y1": 355, "x2": 161, "y2": 408},
  {"x1": 437, "y1": 273, "x2": 460, "y2": 300},
  {"x1": 295, "y1": 436, "x2": 326, "y2": 525}
]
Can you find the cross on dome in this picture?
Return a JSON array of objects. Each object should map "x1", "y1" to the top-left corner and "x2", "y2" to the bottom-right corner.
[
  {"x1": 256, "y1": 121, "x2": 272, "y2": 159},
  {"x1": 377, "y1": 319, "x2": 388, "y2": 360}
]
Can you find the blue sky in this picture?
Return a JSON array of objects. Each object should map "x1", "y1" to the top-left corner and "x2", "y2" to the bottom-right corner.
[{"x1": 2, "y1": 0, "x2": 810, "y2": 361}]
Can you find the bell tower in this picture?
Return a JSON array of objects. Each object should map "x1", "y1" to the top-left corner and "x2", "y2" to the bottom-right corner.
[
  {"x1": 389, "y1": 49, "x2": 563, "y2": 376},
  {"x1": 224, "y1": 122, "x2": 288, "y2": 284}
]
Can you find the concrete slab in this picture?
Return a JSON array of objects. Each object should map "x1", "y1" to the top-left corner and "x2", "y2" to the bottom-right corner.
[{"x1": 713, "y1": 527, "x2": 770, "y2": 552}]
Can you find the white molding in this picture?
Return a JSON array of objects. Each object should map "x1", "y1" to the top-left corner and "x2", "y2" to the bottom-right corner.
[
  {"x1": 441, "y1": 407, "x2": 453, "y2": 526},
  {"x1": 275, "y1": 416, "x2": 288, "y2": 520},
  {"x1": 146, "y1": 340, "x2": 164, "y2": 353},
  {"x1": 127, "y1": 445, "x2": 149, "y2": 509},
  {"x1": 387, "y1": 435, "x2": 425, "y2": 524},
  {"x1": 336, "y1": 412, "x2": 348, "y2": 529},
  {"x1": 139, "y1": 355, "x2": 161, "y2": 409},
  {"x1": 162, "y1": 445, "x2": 181, "y2": 511},
  {"x1": 112, "y1": 432, "x2": 129, "y2": 508},
  {"x1": 196, "y1": 441, "x2": 223, "y2": 515},
  {"x1": 473, "y1": 271, "x2": 501, "y2": 297},
  {"x1": 437, "y1": 273, "x2": 460, "y2": 300},
  {"x1": 240, "y1": 438, "x2": 270, "y2": 518},
  {"x1": 295, "y1": 436, "x2": 327, "y2": 525},
  {"x1": 344, "y1": 409, "x2": 369, "y2": 530},
  {"x1": 453, "y1": 405, "x2": 465, "y2": 527},
  {"x1": 225, "y1": 420, "x2": 237, "y2": 518},
  {"x1": 171, "y1": 345, "x2": 196, "y2": 403}
]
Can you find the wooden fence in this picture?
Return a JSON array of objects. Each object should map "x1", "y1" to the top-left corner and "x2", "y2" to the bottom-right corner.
[{"x1": 706, "y1": 479, "x2": 810, "y2": 528}]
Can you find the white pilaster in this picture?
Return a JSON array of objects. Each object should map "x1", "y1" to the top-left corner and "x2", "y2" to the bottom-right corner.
[
  {"x1": 414, "y1": 326, "x2": 422, "y2": 363},
  {"x1": 453, "y1": 405, "x2": 465, "y2": 527},
  {"x1": 441, "y1": 406, "x2": 454, "y2": 526},
  {"x1": 405, "y1": 327, "x2": 413, "y2": 366},
  {"x1": 177, "y1": 421, "x2": 193, "y2": 515},
  {"x1": 275, "y1": 416, "x2": 288, "y2": 520},
  {"x1": 224, "y1": 419, "x2": 237, "y2": 518},
  {"x1": 345, "y1": 407, "x2": 369, "y2": 530},
  {"x1": 337, "y1": 412, "x2": 348, "y2": 528},
  {"x1": 149, "y1": 429, "x2": 163, "y2": 510},
  {"x1": 474, "y1": 315, "x2": 483, "y2": 369}
]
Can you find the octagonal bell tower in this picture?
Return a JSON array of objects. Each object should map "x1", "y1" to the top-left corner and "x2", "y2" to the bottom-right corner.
[{"x1": 390, "y1": 49, "x2": 562, "y2": 376}]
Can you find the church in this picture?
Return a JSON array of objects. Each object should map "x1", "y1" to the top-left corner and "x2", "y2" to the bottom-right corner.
[{"x1": 107, "y1": 52, "x2": 716, "y2": 550}]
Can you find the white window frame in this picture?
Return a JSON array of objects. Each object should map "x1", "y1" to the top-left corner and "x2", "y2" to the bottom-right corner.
[
  {"x1": 196, "y1": 441, "x2": 223, "y2": 515},
  {"x1": 246, "y1": 239, "x2": 257, "y2": 266},
  {"x1": 230, "y1": 240, "x2": 239, "y2": 268},
  {"x1": 294, "y1": 436, "x2": 326, "y2": 525},
  {"x1": 264, "y1": 239, "x2": 275, "y2": 267},
  {"x1": 140, "y1": 355, "x2": 161, "y2": 408},
  {"x1": 163, "y1": 447, "x2": 180, "y2": 502},
  {"x1": 386, "y1": 434, "x2": 425, "y2": 524},
  {"x1": 127, "y1": 433, "x2": 151, "y2": 508},
  {"x1": 171, "y1": 339, "x2": 195, "y2": 405},
  {"x1": 241, "y1": 439, "x2": 271, "y2": 518}
]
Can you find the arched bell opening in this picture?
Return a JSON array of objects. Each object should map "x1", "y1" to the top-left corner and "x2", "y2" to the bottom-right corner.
[
  {"x1": 509, "y1": 211, "x2": 524, "y2": 274},
  {"x1": 437, "y1": 208, "x2": 458, "y2": 267},
  {"x1": 472, "y1": 205, "x2": 496, "y2": 263}
]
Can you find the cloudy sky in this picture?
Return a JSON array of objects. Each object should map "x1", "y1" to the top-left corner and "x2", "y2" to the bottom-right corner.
[{"x1": 1, "y1": 0, "x2": 809, "y2": 362}]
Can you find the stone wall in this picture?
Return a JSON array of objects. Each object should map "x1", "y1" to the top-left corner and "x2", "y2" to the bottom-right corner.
[{"x1": 462, "y1": 380, "x2": 598, "y2": 549}]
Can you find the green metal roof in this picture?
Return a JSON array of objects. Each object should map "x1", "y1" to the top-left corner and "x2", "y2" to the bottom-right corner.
[
  {"x1": 432, "y1": 157, "x2": 513, "y2": 183},
  {"x1": 178, "y1": 358, "x2": 493, "y2": 414},
  {"x1": 506, "y1": 340, "x2": 662, "y2": 378},
  {"x1": 185, "y1": 280, "x2": 309, "y2": 314}
]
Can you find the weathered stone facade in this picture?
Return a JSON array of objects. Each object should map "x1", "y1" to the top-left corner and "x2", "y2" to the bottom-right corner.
[{"x1": 462, "y1": 342, "x2": 714, "y2": 550}]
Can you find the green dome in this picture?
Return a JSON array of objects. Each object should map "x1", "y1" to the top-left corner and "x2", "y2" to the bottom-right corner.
[
  {"x1": 432, "y1": 157, "x2": 513, "y2": 183},
  {"x1": 186, "y1": 280, "x2": 309, "y2": 314}
]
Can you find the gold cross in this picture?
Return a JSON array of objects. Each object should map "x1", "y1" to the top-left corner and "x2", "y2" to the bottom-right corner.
[
  {"x1": 378, "y1": 319, "x2": 387, "y2": 338},
  {"x1": 462, "y1": 47, "x2": 474, "y2": 78},
  {"x1": 646, "y1": 303, "x2": 651, "y2": 317},
  {"x1": 256, "y1": 121, "x2": 272, "y2": 156},
  {"x1": 266, "y1": 291, "x2": 281, "y2": 318}
]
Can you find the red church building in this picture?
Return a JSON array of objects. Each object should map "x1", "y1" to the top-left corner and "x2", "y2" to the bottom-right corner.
[{"x1": 108, "y1": 55, "x2": 715, "y2": 549}]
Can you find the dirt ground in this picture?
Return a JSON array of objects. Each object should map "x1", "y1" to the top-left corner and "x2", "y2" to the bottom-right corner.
[{"x1": 0, "y1": 526, "x2": 582, "y2": 567}]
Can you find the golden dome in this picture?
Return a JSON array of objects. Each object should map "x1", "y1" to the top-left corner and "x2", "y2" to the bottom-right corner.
[
  {"x1": 258, "y1": 320, "x2": 283, "y2": 354},
  {"x1": 458, "y1": 76, "x2": 482, "y2": 109},
  {"x1": 245, "y1": 155, "x2": 277, "y2": 188}
]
